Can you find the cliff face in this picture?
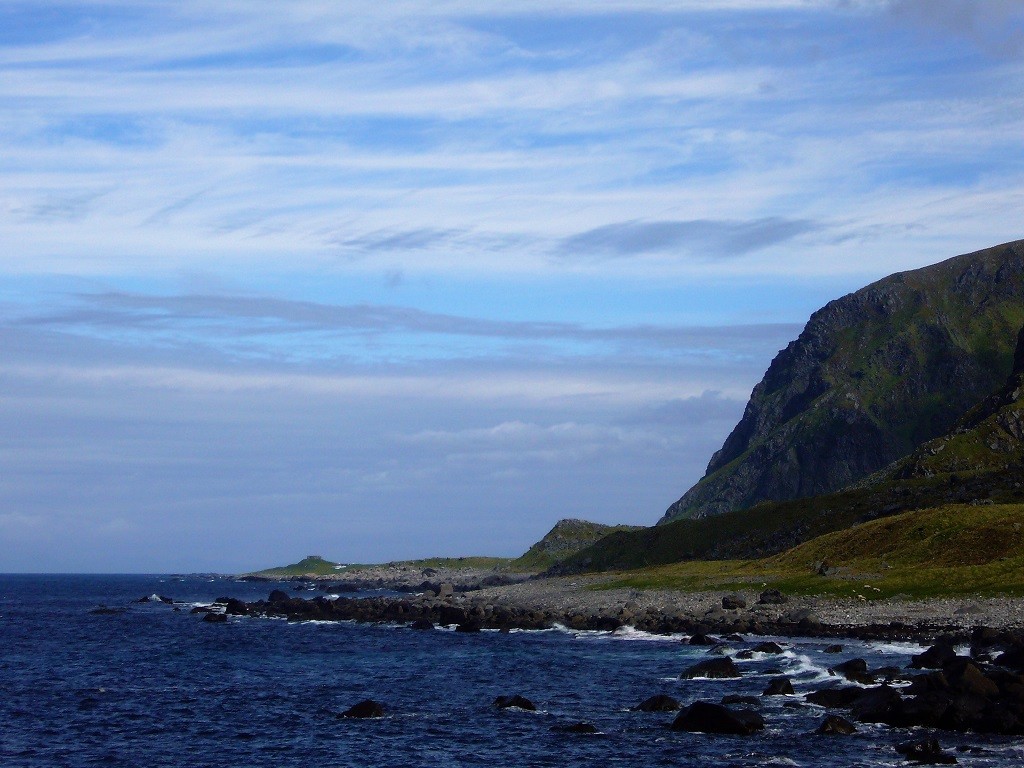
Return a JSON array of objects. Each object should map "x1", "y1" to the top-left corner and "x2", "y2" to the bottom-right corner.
[{"x1": 660, "y1": 239, "x2": 1024, "y2": 524}]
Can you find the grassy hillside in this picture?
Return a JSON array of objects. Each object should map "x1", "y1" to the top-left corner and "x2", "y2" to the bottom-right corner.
[
  {"x1": 664, "y1": 239, "x2": 1024, "y2": 522},
  {"x1": 604, "y1": 503, "x2": 1024, "y2": 599},
  {"x1": 246, "y1": 555, "x2": 345, "y2": 578},
  {"x1": 512, "y1": 518, "x2": 642, "y2": 570}
]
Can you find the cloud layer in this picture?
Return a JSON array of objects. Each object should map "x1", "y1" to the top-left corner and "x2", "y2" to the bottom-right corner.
[{"x1": 1, "y1": 1, "x2": 1022, "y2": 570}]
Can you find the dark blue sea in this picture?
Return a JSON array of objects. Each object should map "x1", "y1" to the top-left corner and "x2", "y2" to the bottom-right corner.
[{"x1": 2, "y1": 574, "x2": 1022, "y2": 767}]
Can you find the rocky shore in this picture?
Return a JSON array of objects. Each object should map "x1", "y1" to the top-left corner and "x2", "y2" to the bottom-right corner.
[
  {"x1": 207, "y1": 573, "x2": 1024, "y2": 740},
  {"x1": 230, "y1": 570, "x2": 1024, "y2": 640}
]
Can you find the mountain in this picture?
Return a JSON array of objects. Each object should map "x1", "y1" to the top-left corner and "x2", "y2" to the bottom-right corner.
[
  {"x1": 548, "y1": 331, "x2": 1024, "y2": 575},
  {"x1": 512, "y1": 518, "x2": 642, "y2": 570},
  {"x1": 661, "y1": 239, "x2": 1024, "y2": 524}
]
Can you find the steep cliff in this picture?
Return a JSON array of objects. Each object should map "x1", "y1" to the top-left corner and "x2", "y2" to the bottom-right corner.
[{"x1": 661, "y1": 239, "x2": 1024, "y2": 523}]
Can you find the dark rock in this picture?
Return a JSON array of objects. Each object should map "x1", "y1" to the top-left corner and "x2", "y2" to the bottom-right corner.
[
  {"x1": 202, "y1": 612, "x2": 227, "y2": 623},
  {"x1": 763, "y1": 676, "x2": 795, "y2": 696},
  {"x1": 757, "y1": 588, "x2": 787, "y2": 605},
  {"x1": 823, "y1": 644, "x2": 844, "y2": 653},
  {"x1": 455, "y1": 621, "x2": 481, "y2": 633},
  {"x1": 341, "y1": 699, "x2": 384, "y2": 719},
  {"x1": 633, "y1": 694, "x2": 680, "y2": 712},
  {"x1": 816, "y1": 714, "x2": 857, "y2": 734},
  {"x1": 753, "y1": 641, "x2": 785, "y2": 655},
  {"x1": 830, "y1": 658, "x2": 873, "y2": 684},
  {"x1": 912, "y1": 643, "x2": 958, "y2": 669},
  {"x1": 268, "y1": 590, "x2": 290, "y2": 603},
  {"x1": 805, "y1": 686, "x2": 874, "y2": 708},
  {"x1": 680, "y1": 657, "x2": 741, "y2": 679},
  {"x1": 896, "y1": 737, "x2": 957, "y2": 764},
  {"x1": 688, "y1": 633, "x2": 718, "y2": 646},
  {"x1": 943, "y1": 658, "x2": 999, "y2": 698},
  {"x1": 670, "y1": 701, "x2": 765, "y2": 735},
  {"x1": 493, "y1": 695, "x2": 536, "y2": 711},
  {"x1": 224, "y1": 598, "x2": 248, "y2": 616},
  {"x1": 552, "y1": 722, "x2": 599, "y2": 734},
  {"x1": 409, "y1": 618, "x2": 434, "y2": 630},
  {"x1": 722, "y1": 594, "x2": 747, "y2": 610},
  {"x1": 907, "y1": 671, "x2": 951, "y2": 695},
  {"x1": 851, "y1": 685, "x2": 902, "y2": 723}
]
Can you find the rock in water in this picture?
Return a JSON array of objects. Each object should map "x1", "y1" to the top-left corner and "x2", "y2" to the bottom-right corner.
[
  {"x1": 671, "y1": 701, "x2": 765, "y2": 735},
  {"x1": 632, "y1": 694, "x2": 680, "y2": 712},
  {"x1": 763, "y1": 676, "x2": 795, "y2": 696},
  {"x1": 896, "y1": 737, "x2": 957, "y2": 764},
  {"x1": 341, "y1": 700, "x2": 384, "y2": 719},
  {"x1": 680, "y1": 657, "x2": 741, "y2": 679},
  {"x1": 816, "y1": 715, "x2": 857, "y2": 735},
  {"x1": 493, "y1": 695, "x2": 536, "y2": 711}
]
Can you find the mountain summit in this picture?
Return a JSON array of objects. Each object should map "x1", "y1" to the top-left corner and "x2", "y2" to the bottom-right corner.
[{"x1": 661, "y1": 239, "x2": 1024, "y2": 524}]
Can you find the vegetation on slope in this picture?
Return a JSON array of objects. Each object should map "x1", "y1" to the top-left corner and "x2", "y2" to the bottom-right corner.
[
  {"x1": 604, "y1": 503, "x2": 1024, "y2": 599},
  {"x1": 663, "y1": 239, "x2": 1024, "y2": 523},
  {"x1": 512, "y1": 518, "x2": 642, "y2": 571}
]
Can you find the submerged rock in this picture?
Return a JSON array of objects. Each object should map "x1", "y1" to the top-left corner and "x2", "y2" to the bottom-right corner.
[
  {"x1": 493, "y1": 695, "x2": 536, "y2": 711},
  {"x1": 896, "y1": 737, "x2": 957, "y2": 764},
  {"x1": 816, "y1": 714, "x2": 857, "y2": 735},
  {"x1": 341, "y1": 699, "x2": 384, "y2": 719},
  {"x1": 633, "y1": 694, "x2": 681, "y2": 712},
  {"x1": 680, "y1": 657, "x2": 741, "y2": 679},
  {"x1": 671, "y1": 701, "x2": 765, "y2": 735}
]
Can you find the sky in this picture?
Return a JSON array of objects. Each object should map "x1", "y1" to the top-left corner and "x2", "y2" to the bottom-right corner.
[{"x1": 1, "y1": 0, "x2": 1023, "y2": 573}]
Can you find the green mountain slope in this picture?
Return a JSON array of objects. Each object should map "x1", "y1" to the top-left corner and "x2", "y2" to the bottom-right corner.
[
  {"x1": 661, "y1": 239, "x2": 1024, "y2": 523},
  {"x1": 512, "y1": 518, "x2": 642, "y2": 570},
  {"x1": 549, "y1": 322, "x2": 1024, "y2": 576}
]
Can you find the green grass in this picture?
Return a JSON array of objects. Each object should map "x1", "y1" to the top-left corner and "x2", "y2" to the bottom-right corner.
[{"x1": 599, "y1": 503, "x2": 1024, "y2": 599}]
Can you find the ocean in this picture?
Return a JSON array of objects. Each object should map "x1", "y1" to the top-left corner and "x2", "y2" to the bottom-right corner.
[{"x1": 1, "y1": 574, "x2": 1022, "y2": 767}]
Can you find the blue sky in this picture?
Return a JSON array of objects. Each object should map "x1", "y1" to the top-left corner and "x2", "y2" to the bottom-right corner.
[{"x1": 1, "y1": 0, "x2": 1023, "y2": 572}]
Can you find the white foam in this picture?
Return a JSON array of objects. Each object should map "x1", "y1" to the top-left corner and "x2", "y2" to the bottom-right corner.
[{"x1": 780, "y1": 650, "x2": 832, "y2": 682}]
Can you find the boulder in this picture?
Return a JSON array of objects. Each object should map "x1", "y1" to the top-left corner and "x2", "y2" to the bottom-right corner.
[
  {"x1": 224, "y1": 598, "x2": 248, "y2": 616},
  {"x1": 409, "y1": 618, "x2": 435, "y2": 630},
  {"x1": 632, "y1": 694, "x2": 680, "y2": 712},
  {"x1": 805, "y1": 686, "x2": 867, "y2": 708},
  {"x1": 752, "y1": 641, "x2": 785, "y2": 655},
  {"x1": 830, "y1": 658, "x2": 873, "y2": 684},
  {"x1": 823, "y1": 644, "x2": 844, "y2": 654},
  {"x1": 851, "y1": 685, "x2": 902, "y2": 723},
  {"x1": 912, "y1": 643, "x2": 958, "y2": 669},
  {"x1": 341, "y1": 699, "x2": 384, "y2": 719},
  {"x1": 895, "y1": 737, "x2": 957, "y2": 764},
  {"x1": 493, "y1": 695, "x2": 536, "y2": 711},
  {"x1": 722, "y1": 594, "x2": 747, "y2": 610},
  {"x1": 816, "y1": 714, "x2": 857, "y2": 734},
  {"x1": 763, "y1": 676, "x2": 795, "y2": 696},
  {"x1": 670, "y1": 701, "x2": 765, "y2": 735},
  {"x1": 757, "y1": 588, "x2": 787, "y2": 605},
  {"x1": 268, "y1": 590, "x2": 290, "y2": 604},
  {"x1": 202, "y1": 612, "x2": 227, "y2": 623},
  {"x1": 688, "y1": 633, "x2": 718, "y2": 646},
  {"x1": 681, "y1": 657, "x2": 741, "y2": 679}
]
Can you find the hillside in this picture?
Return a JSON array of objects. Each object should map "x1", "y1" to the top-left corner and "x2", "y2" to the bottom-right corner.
[
  {"x1": 605, "y1": 503, "x2": 1024, "y2": 599},
  {"x1": 512, "y1": 518, "x2": 642, "y2": 570},
  {"x1": 550, "y1": 298, "x2": 1024, "y2": 576},
  {"x1": 661, "y1": 239, "x2": 1024, "y2": 523}
]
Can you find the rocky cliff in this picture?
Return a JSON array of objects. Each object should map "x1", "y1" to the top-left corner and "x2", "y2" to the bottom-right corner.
[{"x1": 661, "y1": 239, "x2": 1024, "y2": 523}]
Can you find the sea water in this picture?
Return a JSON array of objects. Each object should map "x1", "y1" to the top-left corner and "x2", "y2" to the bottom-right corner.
[{"x1": 1, "y1": 574, "x2": 1022, "y2": 767}]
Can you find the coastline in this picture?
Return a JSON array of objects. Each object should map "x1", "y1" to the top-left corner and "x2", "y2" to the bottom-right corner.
[{"x1": 224, "y1": 571, "x2": 1024, "y2": 642}]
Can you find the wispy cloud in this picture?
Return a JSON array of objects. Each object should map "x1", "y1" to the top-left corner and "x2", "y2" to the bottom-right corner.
[{"x1": 558, "y1": 218, "x2": 821, "y2": 259}]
